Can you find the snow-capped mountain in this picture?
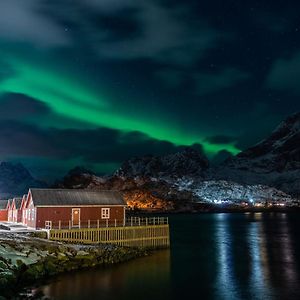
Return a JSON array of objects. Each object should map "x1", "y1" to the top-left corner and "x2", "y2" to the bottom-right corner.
[
  {"x1": 174, "y1": 179, "x2": 295, "y2": 205},
  {"x1": 0, "y1": 162, "x2": 47, "y2": 198},
  {"x1": 215, "y1": 112, "x2": 300, "y2": 197},
  {"x1": 116, "y1": 146, "x2": 209, "y2": 179},
  {"x1": 57, "y1": 112, "x2": 299, "y2": 210}
]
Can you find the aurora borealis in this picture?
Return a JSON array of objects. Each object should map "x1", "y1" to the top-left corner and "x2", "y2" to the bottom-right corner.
[
  {"x1": 0, "y1": 52, "x2": 236, "y2": 151},
  {"x1": 0, "y1": 0, "x2": 300, "y2": 180}
]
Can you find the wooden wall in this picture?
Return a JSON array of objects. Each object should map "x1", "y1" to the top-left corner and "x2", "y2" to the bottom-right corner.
[{"x1": 36, "y1": 206, "x2": 125, "y2": 229}]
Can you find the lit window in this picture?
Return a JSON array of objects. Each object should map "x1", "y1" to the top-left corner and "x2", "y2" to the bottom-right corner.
[{"x1": 101, "y1": 208, "x2": 110, "y2": 219}]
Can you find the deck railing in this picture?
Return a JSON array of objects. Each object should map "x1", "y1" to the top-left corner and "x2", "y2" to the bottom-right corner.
[
  {"x1": 49, "y1": 217, "x2": 170, "y2": 249},
  {"x1": 46, "y1": 217, "x2": 168, "y2": 230}
]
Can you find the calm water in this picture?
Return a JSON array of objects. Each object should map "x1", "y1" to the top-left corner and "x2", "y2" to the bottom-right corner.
[{"x1": 33, "y1": 213, "x2": 300, "y2": 300}]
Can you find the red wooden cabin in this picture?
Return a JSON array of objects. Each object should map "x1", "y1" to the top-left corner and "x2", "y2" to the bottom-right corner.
[
  {"x1": 0, "y1": 200, "x2": 9, "y2": 221},
  {"x1": 20, "y1": 194, "x2": 28, "y2": 224},
  {"x1": 7, "y1": 199, "x2": 13, "y2": 222},
  {"x1": 23, "y1": 189, "x2": 127, "y2": 229},
  {"x1": 11, "y1": 197, "x2": 23, "y2": 223}
]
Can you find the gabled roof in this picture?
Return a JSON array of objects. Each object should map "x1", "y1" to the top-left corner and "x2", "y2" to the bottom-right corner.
[
  {"x1": 20, "y1": 195, "x2": 27, "y2": 209},
  {"x1": 0, "y1": 200, "x2": 8, "y2": 210},
  {"x1": 29, "y1": 189, "x2": 126, "y2": 207},
  {"x1": 12, "y1": 198, "x2": 22, "y2": 209},
  {"x1": 7, "y1": 199, "x2": 12, "y2": 209}
]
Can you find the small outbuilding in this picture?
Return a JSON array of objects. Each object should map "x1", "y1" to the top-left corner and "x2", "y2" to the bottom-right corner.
[
  {"x1": 20, "y1": 194, "x2": 28, "y2": 224},
  {"x1": 23, "y1": 189, "x2": 127, "y2": 229},
  {"x1": 7, "y1": 199, "x2": 13, "y2": 222},
  {"x1": 0, "y1": 200, "x2": 9, "y2": 221},
  {"x1": 11, "y1": 197, "x2": 23, "y2": 223}
]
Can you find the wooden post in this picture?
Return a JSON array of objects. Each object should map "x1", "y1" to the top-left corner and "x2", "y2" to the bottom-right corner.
[
  {"x1": 146, "y1": 218, "x2": 148, "y2": 226},
  {"x1": 131, "y1": 217, "x2": 133, "y2": 226},
  {"x1": 88, "y1": 220, "x2": 90, "y2": 228},
  {"x1": 123, "y1": 218, "x2": 125, "y2": 227},
  {"x1": 138, "y1": 217, "x2": 141, "y2": 226},
  {"x1": 69, "y1": 220, "x2": 71, "y2": 230},
  {"x1": 114, "y1": 219, "x2": 117, "y2": 227},
  {"x1": 106, "y1": 219, "x2": 108, "y2": 228},
  {"x1": 58, "y1": 220, "x2": 61, "y2": 230},
  {"x1": 97, "y1": 219, "x2": 99, "y2": 229}
]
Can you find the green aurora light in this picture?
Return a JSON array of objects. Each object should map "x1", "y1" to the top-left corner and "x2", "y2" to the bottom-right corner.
[{"x1": 0, "y1": 54, "x2": 240, "y2": 156}]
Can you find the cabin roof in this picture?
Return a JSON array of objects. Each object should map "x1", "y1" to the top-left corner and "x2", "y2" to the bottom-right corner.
[
  {"x1": 7, "y1": 199, "x2": 12, "y2": 208},
  {"x1": 13, "y1": 198, "x2": 23, "y2": 209},
  {"x1": 29, "y1": 189, "x2": 126, "y2": 206},
  {"x1": 0, "y1": 200, "x2": 8, "y2": 210}
]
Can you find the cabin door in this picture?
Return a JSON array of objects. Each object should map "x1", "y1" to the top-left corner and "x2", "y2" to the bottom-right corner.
[{"x1": 72, "y1": 208, "x2": 80, "y2": 227}]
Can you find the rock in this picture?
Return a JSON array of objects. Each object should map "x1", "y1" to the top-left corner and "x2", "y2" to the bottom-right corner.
[
  {"x1": 0, "y1": 235, "x2": 147, "y2": 298},
  {"x1": 57, "y1": 253, "x2": 68, "y2": 261},
  {"x1": 27, "y1": 252, "x2": 41, "y2": 264},
  {"x1": 0, "y1": 270, "x2": 16, "y2": 288},
  {"x1": 0, "y1": 260, "x2": 8, "y2": 271},
  {"x1": 65, "y1": 251, "x2": 74, "y2": 257},
  {"x1": 58, "y1": 245, "x2": 68, "y2": 253},
  {"x1": 76, "y1": 250, "x2": 89, "y2": 256},
  {"x1": 21, "y1": 263, "x2": 45, "y2": 283},
  {"x1": 29, "y1": 231, "x2": 48, "y2": 239}
]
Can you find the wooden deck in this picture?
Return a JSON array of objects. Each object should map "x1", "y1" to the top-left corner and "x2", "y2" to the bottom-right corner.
[{"x1": 49, "y1": 217, "x2": 170, "y2": 249}]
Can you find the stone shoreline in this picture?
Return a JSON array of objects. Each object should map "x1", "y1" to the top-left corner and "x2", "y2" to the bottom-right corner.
[{"x1": 0, "y1": 232, "x2": 148, "y2": 299}]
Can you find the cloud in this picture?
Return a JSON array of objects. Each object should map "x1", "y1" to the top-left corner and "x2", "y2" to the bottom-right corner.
[
  {"x1": 0, "y1": 0, "x2": 70, "y2": 47},
  {"x1": 85, "y1": 1, "x2": 223, "y2": 65},
  {"x1": 254, "y1": 12, "x2": 291, "y2": 33},
  {"x1": 83, "y1": 0, "x2": 136, "y2": 12},
  {"x1": 267, "y1": 52, "x2": 300, "y2": 94},
  {"x1": 0, "y1": 117, "x2": 215, "y2": 180},
  {"x1": 0, "y1": 61, "x2": 15, "y2": 82},
  {"x1": 0, "y1": 119, "x2": 191, "y2": 165},
  {"x1": 194, "y1": 68, "x2": 249, "y2": 95},
  {"x1": 155, "y1": 66, "x2": 249, "y2": 94},
  {"x1": 0, "y1": 0, "x2": 225, "y2": 66},
  {"x1": 0, "y1": 93, "x2": 50, "y2": 119},
  {"x1": 155, "y1": 68, "x2": 187, "y2": 88}
]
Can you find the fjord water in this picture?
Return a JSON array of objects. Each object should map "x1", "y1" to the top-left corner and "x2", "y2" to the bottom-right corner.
[{"x1": 35, "y1": 213, "x2": 300, "y2": 300}]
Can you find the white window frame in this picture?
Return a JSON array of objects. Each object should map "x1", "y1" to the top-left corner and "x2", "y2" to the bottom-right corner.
[
  {"x1": 45, "y1": 221, "x2": 52, "y2": 230},
  {"x1": 101, "y1": 208, "x2": 110, "y2": 219}
]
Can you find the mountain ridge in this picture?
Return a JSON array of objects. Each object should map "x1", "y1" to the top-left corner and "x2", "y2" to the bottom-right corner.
[
  {"x1": 0, "y1": 112, "x2": 299, "y2": 210},
  {"x1": 0, "y1": 161, "x2": 47, "y2": 198}
]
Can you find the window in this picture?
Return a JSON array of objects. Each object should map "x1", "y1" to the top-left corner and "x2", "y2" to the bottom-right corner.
[
  {"x1": 45, "y1": 221, "x2": 52, "y2": 229},
  {"x1": 101, "y1": 208, "x2": 110, "y2": 219}
]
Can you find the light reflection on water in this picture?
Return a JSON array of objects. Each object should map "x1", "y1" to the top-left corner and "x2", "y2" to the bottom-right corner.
[
  {"x1": 276, "y1": 214, "x2": 299, "y2": 293},
  {"x1": 35, "y1": 250, "x2": 171, "y2": 300},
  {"x1": 34, "y1": 213, "x2": 300, "y2": 300},
  {"x1": 248, "y1": 220, "x2": 273, "y2": 299},
  {"x1": 215, "y1": 213, "x2": 241, "y2": 300}
]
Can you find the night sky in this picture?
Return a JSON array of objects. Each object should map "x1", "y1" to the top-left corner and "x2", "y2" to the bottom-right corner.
[{"x1": 0, "y1": 0, "x2": 299, "y2": 180}]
